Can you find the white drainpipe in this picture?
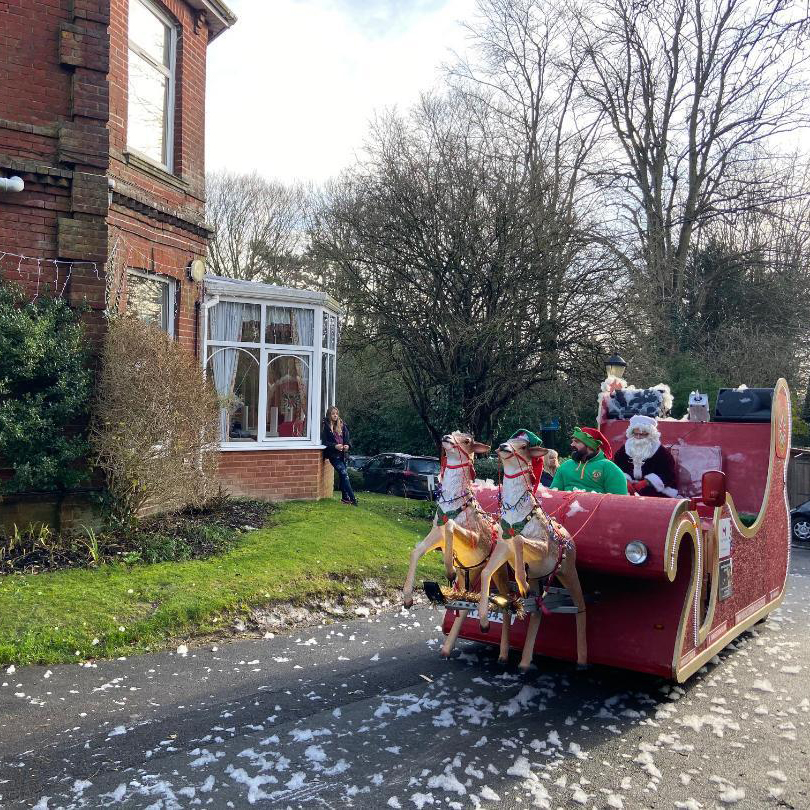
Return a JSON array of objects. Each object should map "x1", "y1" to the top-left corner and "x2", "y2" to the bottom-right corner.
[{"x1": 0, "y1": 176, "x2": 24, "y2": 193}]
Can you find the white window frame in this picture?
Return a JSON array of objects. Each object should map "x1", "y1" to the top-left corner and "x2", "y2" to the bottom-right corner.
[
  {"x1": 203, "y1": 297, "x2": 337, "y2": 451},
  {"x1": 126, "y1": 268, "x2": 176, "y2": 337},
  {"x1": 127, "y1": 0, "x2": 177, "y2": 172}
]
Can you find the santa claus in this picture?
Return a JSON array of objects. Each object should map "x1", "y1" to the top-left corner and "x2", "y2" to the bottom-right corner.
[{"x1": 614, "y1": 415, "x2": 679, "y2": 497}]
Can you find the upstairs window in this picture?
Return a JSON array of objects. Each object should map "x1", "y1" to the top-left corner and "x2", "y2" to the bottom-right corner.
[{"x1": 127, "y1": 0, "x2": 176, "y2": 170}]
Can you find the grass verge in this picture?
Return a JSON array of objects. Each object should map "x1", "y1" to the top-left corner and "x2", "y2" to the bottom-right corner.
[{"x1": 0, "y1": 494, "x2": 442, "y2": 667}]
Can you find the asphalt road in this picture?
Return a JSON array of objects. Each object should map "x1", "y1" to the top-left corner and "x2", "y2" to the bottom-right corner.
[{"x1": 1, "y1": 549, "x2": 808, "y2": 810}]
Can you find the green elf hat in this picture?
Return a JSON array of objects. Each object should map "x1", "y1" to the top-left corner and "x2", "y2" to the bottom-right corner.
[
  {"x1": 571, "y1": 426, "x2": 613, "y2": 459},
  {"x1": 509, "y1": 429, "x2": 543, "y2": 447}
]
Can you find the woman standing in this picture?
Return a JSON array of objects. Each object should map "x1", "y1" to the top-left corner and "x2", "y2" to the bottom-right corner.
[{"x1": 322, "y1": 405, "x2": 358, "y2": 506}]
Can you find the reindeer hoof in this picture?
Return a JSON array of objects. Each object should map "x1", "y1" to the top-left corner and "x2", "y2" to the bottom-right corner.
[
  {"x1": 403, "y1": 597, "x2": 413, "y2": 609},
  {"x1": 479, "y1": 620, "x2": 490, "y2": 634},
  {"x1": 497, "y1": 655, "x2": 509, "y2": 666},
  {"x1": 518, "y1": 662, "x2": 537, "y2": 676}
]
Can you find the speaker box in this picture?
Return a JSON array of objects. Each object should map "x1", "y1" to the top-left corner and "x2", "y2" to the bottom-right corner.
[{"x1": 714, "y1": 388, "x2": 774, "y2": 423}]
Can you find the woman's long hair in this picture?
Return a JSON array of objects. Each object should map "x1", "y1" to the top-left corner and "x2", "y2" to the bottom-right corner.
[{"x1": 326, "y1": 405, "x2": 343, "y2": 435}]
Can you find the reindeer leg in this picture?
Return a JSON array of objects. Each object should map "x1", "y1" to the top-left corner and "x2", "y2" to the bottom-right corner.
[
  {"x1": 556, "y1": 562, "x2": 588, "y2": 667},
  {"x1": 513, "y1": 535, "x2": 530, "y2": 596},
  {"x1": 442, "y1": 523, "x2": 457, "y2": 584},
  {"x1": 492, "y1": 567, "x2": 512, "y2": 664},
  {"x1": 440, "y1": 609, "x2": 467, "y2": 658},
  {"x1": 476, "y1": 540, "x2": 512, "y2": 633},
  {"x1": 403, "y1": 525, "x2": 444, "y2": 608},
  {"x1": 519, "y1": 612, "x2": 542, "y2": 673}
]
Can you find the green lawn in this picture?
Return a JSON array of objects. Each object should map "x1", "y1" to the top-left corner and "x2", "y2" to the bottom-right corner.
[{"x1": 0, "y1": 494, "x2": 442, "y2": 667}]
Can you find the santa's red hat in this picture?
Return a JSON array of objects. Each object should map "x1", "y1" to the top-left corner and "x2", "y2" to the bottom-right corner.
[{"x1": 572, "y1": 426, "x2": 614, "y2": 460}]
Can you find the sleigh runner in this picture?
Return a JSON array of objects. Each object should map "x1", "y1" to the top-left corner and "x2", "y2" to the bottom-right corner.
[{"x1": 422, "y1": 378, "x2": 792, "y2": 682}]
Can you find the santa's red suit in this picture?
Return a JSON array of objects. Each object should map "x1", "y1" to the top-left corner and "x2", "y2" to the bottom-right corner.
[{"x1": 614, "y1": 415, "x2": 679, "y2": 497}]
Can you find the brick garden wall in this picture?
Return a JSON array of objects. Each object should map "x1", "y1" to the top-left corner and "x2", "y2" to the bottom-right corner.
[{"x1": 219, "y1": 450, "x2": 335, "y2": 501}]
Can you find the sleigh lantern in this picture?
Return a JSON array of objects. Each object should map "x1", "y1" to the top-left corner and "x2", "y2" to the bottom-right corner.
[{"x1": 436, "y1": 378, "x2": 792, "y2": 682}]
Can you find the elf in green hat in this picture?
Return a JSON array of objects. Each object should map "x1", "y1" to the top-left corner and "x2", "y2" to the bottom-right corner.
[{"x1": 550, "y1": 426, "x2": 628, "y2": 494}]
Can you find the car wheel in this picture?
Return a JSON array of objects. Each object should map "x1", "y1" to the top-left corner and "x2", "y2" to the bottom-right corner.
[{"x1": 793, "y1": 518, "x2": 810, "y2": 544}]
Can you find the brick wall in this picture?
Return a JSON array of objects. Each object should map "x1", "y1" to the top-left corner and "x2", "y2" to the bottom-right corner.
[{"x1": 219, "y1": 450, "x2": 335, "y2": 502}]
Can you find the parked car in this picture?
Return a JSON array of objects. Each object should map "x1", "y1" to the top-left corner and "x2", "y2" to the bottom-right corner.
[
  {"x1": 792, "y1": 499, "x2": 810, "y2": 544},
  {"x1": 347, "y1": 455, "x2": 371, "y2": 471},
  {"x1": 362, "y1": 453, "x2": 441, "y2": 499}
]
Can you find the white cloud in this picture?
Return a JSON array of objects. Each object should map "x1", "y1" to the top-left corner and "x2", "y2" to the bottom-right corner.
[{"x1": 205, "y1": 0, "x2": 475, "y2": 183}]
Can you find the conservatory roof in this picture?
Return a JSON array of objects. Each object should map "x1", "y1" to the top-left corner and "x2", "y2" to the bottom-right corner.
[{"x1": 204, "y1": 275, "x2": 342, "y2": 313}]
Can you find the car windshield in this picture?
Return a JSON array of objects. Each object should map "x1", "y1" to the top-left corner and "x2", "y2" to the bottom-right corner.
[{"x1": 409, "y1": 459, "x2": 440, "y2": 475}]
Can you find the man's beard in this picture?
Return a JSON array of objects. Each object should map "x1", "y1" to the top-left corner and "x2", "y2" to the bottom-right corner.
[
  {"x1": 571, "y1": 446, "x2": 592, "y2": 462},
  {"x1": 625, "y1": 433, "x2": 660, "y2": 478}
]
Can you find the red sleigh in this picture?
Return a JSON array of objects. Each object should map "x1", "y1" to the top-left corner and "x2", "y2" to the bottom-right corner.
[{"x1": 444, "y1": 378, "x2": 792, "y2": 681}]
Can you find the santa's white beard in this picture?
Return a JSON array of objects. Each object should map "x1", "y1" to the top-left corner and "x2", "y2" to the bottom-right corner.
[{"x1": 625, "y1": 434, "x2": 660, "y2": 478}]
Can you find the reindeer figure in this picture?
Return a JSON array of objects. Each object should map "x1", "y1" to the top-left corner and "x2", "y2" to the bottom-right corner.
[
  {"x1": 475, "y1": 432, "x2": 587, "y2": 672},
  {"x1": 402, "y1": 431, "x2": 512, "y2": 661}
]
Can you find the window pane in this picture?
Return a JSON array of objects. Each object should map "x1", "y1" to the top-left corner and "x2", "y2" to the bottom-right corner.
[
  {"x1": 266, "y1": 306, "x2": 314, "y2": 346},
  {"x1": 129, "y1": 0, "x2": 170, "y2": 66},
  {"x1": 126, "y1": 272, "x2": 169, "y2": 331},
  {"x1": 321, "y1": 353, "x2": 329, "y2": 415},
  {"x1": 329, "y1": 315, "x2": 337, "y2": 350},
  {"x1": 322, "y1": 313, "x2": 329, "y2": 348},
  {"x1": 266, "y1": 354, "x2": 310, "y2": 438},
  {"x1": 328, "y1": 354, "x2": 336, "y2": 408},
  {"x1": 207, "y1": 302, "x2": 260, "y2": 343},
  {"x1": 128, "y1": 48, "x2": 168, "y2": 164},
  {"x1": 409, "y1": 459, "x2": 440, "y2": 475},
  {"x1": 206, "y1": 347, "x2": 259, "y2": 442}
]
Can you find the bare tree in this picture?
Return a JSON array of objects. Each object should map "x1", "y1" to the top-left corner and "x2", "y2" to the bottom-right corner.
[
  {"x1": 205, "y1": 170, "x2": 314, "y2": 287},
  {"x1": 570, "y1": 0, "x2": 810, "y2": 346},
  {"x1": 311, "y1": 94, "x2": 622, "y2": 445}
]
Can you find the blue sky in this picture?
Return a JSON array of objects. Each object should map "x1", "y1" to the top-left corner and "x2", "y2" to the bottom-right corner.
[{"x1": 205, "y1": 0, "x2": 475, "y2": 184}]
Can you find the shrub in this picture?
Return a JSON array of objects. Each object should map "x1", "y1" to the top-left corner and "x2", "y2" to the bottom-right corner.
[
  {"x1": 333, "y1": 466, "x2": 366, "y2": 493},
  {"x1": 474, "y1": 457, "x2": 499, "y2": 481},
  {"x1": 90, "y1": 317, "x2": 221, "y2": 528},
  {"x1": 0, "y1": 281, "x2": 92, "y2": 493}
]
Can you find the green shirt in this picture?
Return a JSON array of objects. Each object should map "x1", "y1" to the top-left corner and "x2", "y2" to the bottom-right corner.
[{"x1": 550, "y1": 450, "x2": 629, "y2": 495}]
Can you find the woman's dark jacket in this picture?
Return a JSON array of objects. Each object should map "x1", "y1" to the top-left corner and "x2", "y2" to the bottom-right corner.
[{"x1": 322, "y1": 420, "x2": 351, "y2": 463}]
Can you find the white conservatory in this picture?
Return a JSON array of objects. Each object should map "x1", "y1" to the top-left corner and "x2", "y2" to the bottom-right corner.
[{"x1": 202, "y1": 275, "x2": 341, "y2": 500}]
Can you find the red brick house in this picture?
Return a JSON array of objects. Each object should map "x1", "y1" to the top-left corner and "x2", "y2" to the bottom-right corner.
[{"x1": 0, "y1": 0, "x2": 335, "y2": 524}]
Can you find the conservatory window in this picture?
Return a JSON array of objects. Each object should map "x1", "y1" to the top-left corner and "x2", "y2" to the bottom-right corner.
[
  {"x1": 266, "y1": 354, "x2": 310, "y2": 437},
  {"x1": 204, "y1": 299, "x2": 332, "y2": 445},
  {"x1": 207, "y1": 347, "x2": 260, "y2": 442},
  {"x1": 321, "y1": 312, "x2": 338, "y2": 414}
]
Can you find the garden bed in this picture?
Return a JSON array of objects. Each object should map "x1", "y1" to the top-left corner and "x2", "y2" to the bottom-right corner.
[{"x1": 0, "y1": 496, "x2": 276, "y2": 574}]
